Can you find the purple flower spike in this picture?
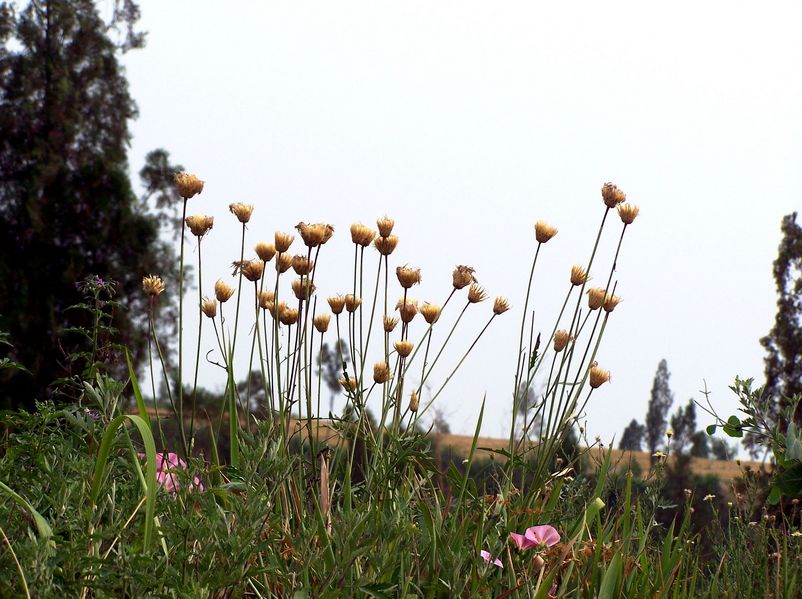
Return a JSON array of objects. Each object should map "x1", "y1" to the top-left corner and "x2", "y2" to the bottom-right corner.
[
  {"x1": 480, "y1": 549, "x2": 503, "y2": 568},
  {"x1": 509, "y1": 524, "x2": 560, "y2": 550}
]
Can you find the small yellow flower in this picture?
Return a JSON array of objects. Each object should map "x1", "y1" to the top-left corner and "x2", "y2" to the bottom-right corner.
[
  {"x1": 327, "y1": 295, "x2": 346, "y2": 315},
  {"x1": 374, "y1": 235, "x2": 399, "y2": 255},
  {"x1": 201, "y1": 297, "x2": 217, "y2": 318},
  {"x1": 467, "y1": 284, "x2": 487, "y2": 304},
  {"x1": 618, "y1": 203, "x2": 639, "y2": 225},
  {"x1": 666, "y1": 430, "x2": 673, "y2": 438},
  {"x1": 174, "y1": 172, "x2": 204, "y2": 199},
  {"x1": 601, "y1": 182, "x2": 626, "y2": 208},
  {"x1": 587, "y1": 287, "x2": 607, "y2": 310},
  {"x1": 703, "y1": 494, "x2": 716, "y2": 502},
  {"x1": 229, "y1": 203, "x2": 254, "y2": 224},
  {"x1": 313, "y1": 313, "x2": 330, "y2": 333},
  {"x1": 396, "y1": 266, "x2": 422, "y2": 289},
  {"x1": 570, "y1": 265, "x2": 589, "y2": 286},
  {"x1": 394, "y1": 340, "x2": 414, "y2": 358},
  {"x1": 215, "y1": 279, "x2": 235, "y2": 303},
  {"x1": 492, "y1": 297, "x2": 510, "y2": 315},
  {"x1": 377, "y1": 216, "x2": 395, "y2": 237},
  {"x1": 419, "y1": 303, "x2": 441, "y2": 324},
  {"x1": 275, "y1": 231, "x2": 295, "y2": 253},
  {"x1": 142, "y1": 275, "x2": 166, "y2": 297},
  {"x1": 589, "y1": 365, "x2": 610, "y2": 389},
  {"x1": 255, "y1": 242, "x2": 276, "y2": 262},
  {"x1": 185, "y1": 214, "x2": 214, "y2": 238},
  {"x1": 534, "y1": 220, "x2": 558, "y2": 243}
]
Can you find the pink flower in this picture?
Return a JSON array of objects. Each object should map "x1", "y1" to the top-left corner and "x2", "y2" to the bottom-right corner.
[
  {"x1": 509, "y1": 525, "x2": 560, "y2": 550},
  {"x1": 480, "y1": 549, "x2": 503, "y2": 568},
  {"x1": 138, "y1": 452, "x2": 204, "y2": 493}
]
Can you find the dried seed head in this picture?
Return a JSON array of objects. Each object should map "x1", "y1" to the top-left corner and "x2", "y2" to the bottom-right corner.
[
  {"x1": 339, "y1": 376, "x2": 358, "y2": 392},
  {"x1": 618, "y1": 203, "x2": 639, "y2": 225},
  {"x1": 383, "y1": 315, "x2": 399, "y2": 332},
  {"x1": 601, "y1": 182, "x2": 626, "y2": 208},
  {"x1": 534, "y1": 220, "x2": 558, "y2": 243},
  {"x1": 275, "y1": 231, "x2": 295, "y2": 253},
  {"x1": 185, "y1": 214, "x2": 214, "y2": 238},
  {"x1": 229, "y1": 202, "x2": 254, "y2": 224},
  {"x1": 242, "y1": 260, "x2": 265, "y2": 282},
  {"x1": 374, "y1": 235, "x2": 399, "y2": 255},
  {"x1": 553, "y1": 329, "x2": 572, "y2": 352},
  {"x1": 587, "y1": 287, "x2": 607, "y2": 310},
  {"x1": 589, "y1": 365, "x2": 611, "y2": 389},
  {"x1": 377, "y1": 216, "x2": 395, "y2": 237},
  {"x1": 291, "y1": 277, "x2": 316, "y2": 300},
  {"x1": 408, "y1": 390, "x2": 419, "y2": 413},
  {"x1": 373, "y1": 362, "x2": 390, "y2": 384},
  {"x1": 394, "y1": 339, "x2": 414, "y2": 358},
  {"x1": 142, "y1": 275, "x2": 166, "y2": 297},
  {"x1": 327, "y1": 295, "x2": 346, "y2": 315},
  {"x1": 350, "y1": 223, "x2": 377, "y2": 247},
  {"x1": 279, "y1": 306, "x2": 300, "y2": 326},
  {"x1": 201, "y1": 297, "x2": 217, "y2": 318},
  {"x1": 291, "y1": 255, "x2": 314, "y2": 276},
  {"x1": 419, "y1": 302, "x2": 441, "y2": 324},
  {"x1": 603, "y1": 294, "x2": 622, "y2": 313},
  {"x1": 174, "y1": 172, "x2": 204, "y2": 199},
  {"x1": 269, "y1": 300, "x2": 288, "y2": 320},
  {"x1": 452, "y1": 265, "x2": 476, "y2": 290},
  {"x1": 396, "y1": 265, "x2": 422, "y2": 289},
  {"x1": 258, "y1": 290, "x2": 275, "y2": 310},
  {"x1": 296, "y1": 222, "x2": 334, "y2": 247},
  {"x1": 313, "y1": 313, "x2": 331, "y2": 333},
  {"x1": 396, "y1": 298, "x2": 418, "y2": 323},
  {"x1": 214, "y1": 279, "x2": 235, "y2": 303},
  {"x1": 344, "y1": 294, "x2": 362, "y2": 313},
  {"x1": 275, "y1": 253, "x2": 292, "y2": 273},
  {"x1": 467, "y1": 283, "x2": 487, "y2": 304},
  {"x1": 570, "y1": 264, "x2": 589, "y2": 286},
  {"x1": 255, "y1": 242, "x2": 276, "y2": 262},
  {"x1": 493, "y1": 297, "x2": 510, "y2": 315}
]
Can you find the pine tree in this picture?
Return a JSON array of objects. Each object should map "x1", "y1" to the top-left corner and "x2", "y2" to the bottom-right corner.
[
  {"x1": 619, "y1": 419, "x2": 645, "y2": 451},
  {"x1": 645, "y1": 359, "x2": 674, "y2": 456},
  {"x1": 669, "y1": 399, "x2": 697, "y2": 456}
]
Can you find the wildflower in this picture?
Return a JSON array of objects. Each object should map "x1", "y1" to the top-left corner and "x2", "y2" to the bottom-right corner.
[
  {"x1": 420, "y1": 303, "x2": 441, "y2": 324},
  {"x1": 139, "y1": 452, "x2": 203, "y2": 492},
  {"x1": 618, "y1": 203, "x2": 639, "y2": 225},
  {"x1": 291, "y1": 255, "x2": 314, "y2": 276},
  {"x1": 704, "y1": 494, "x2": 716, "y2": 502},
  {"x1": 296, "y1": 222, "x2": 334, "y2": 247},
  {"x1": 275, "y1": 231, "x2": 295, "y2": 253},
  {"x1": 215, "y1": 279, "x2": 235, "y2": 303},
  {"x1": 142, "y1": 275, "x2": 166, "y2": 297},
  {"x1": 791, "y1": 531, "x2": 802, "y2": 537},
  {"x1": 509, "y1": 525, "x2": 561, "y2": 550},
  {"x1": 373, "y1": 362, "x2": 390, "y2": 384},
  {"x1": 727, "y1": 501, "x2": 733, "y2": 508},
  {"x1": 666, "y1": 430, "x2": 673, "y2": 438},
  {"x1": 534, "y1": 221, "x2": 558, "y2": 243},
  {"x1": 396, "y1": 298, "x2": 418, "y2": 323},
  {"x1": 258, "y1": 290, "x2": 275, "y2": 310},
  {"x1": 345, "y1": 294, "x2": 362, "y2": 313},
  {"x1": 174, "y1": 172, "x2": 204, "y2": 199},
  {"x1": 269, "y1": 301, "x2": 288, "y2": 320},
  {"x1": 201, "y1": 298, "x2": 217, "y2": 318},
  {"x1": 275, "y1": 253, "x2": 292, "y2": 273},
  {"x1": 587, "y1": 287, "x2": 607, "y2": 310},
  {"x1": 374, "y1": 235, "x2": 398, "y2": 255},
  {"x1": 229, "y1": 203, "x2": 254, "y2": 224},
  {"x1": 313, "y1": 314, "x2": 330, "y2": 333},
  {"x1": 339, "y1": 376, "x2": 358, "y2": 392},
  {"x1": 185, "y1": 214, "x2": 214, "y2": 238},
  {"x1": 589, "y1": 365, "x2": 610, "y2": 389},
  {"x1": 291, "y1": 278, "x2": 316, "y2": 300},
  {"x1": 601, "y1": 182, "x2": 626, "y2": 208},
  {"x1": 396, "y1": 265, "x2": 422, "y2": 289},
  {"x1": 350, "y1": 223, "x2": 376, "y2": 247},
  {"x1": 684, "y1": 489, "x2": 693, "y2": 498},
  {"x1": 408, "y1": 390, "x2": 419, "y2": 413},
  {"x1": 468, "y1": 283, "x2": 487, "y2": 304},
  {"x1": 377, "y1": 215, "x2": 395, "y2": 237},
  {"x1": 570, "y1": 264, "x2": 589, "y2": 286},
  {"x1": 652, "y1": 451, "x2": 666, "y2": 459},
  {"x1": 553, "y1": 330, "x2": 571, "y2": 352},
  {"x1": 603, "y1": 294, "x2": 622, "y2": 313},
  {"x1": 493, "y1": 297, "x2": 510, "y2": 315},
  {"x1": 480, "y1": 550, "x2": 503, "y2": 568},
  {"x1": 452, "y1": 265, "x2": 476, "y2": 289},
  {"x1": 328, "y1": 295, "x2": 346, "y2": 315},
  {"x1": 279, "y1": 307, "x2": 300, "y2": 326},
  {"x1": 394, "y1": 340, "x2": 414, "y2": 358},
  {"x1": 242, "y1": 260, "x2": 265, "y2": 282},
  {"x1": 383, "y1": 315, "x2": 399, "y2": 332},
  {"x1": 255, "y1": 242, "x2": 276, "y2": 262}
]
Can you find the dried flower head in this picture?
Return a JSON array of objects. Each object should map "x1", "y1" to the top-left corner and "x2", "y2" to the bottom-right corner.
[
  {"x1": 373, "y1": 362, "x2": 391, "y2": 384},
  {"x1": 291, "y1": 255, "x2": 314, "y2": 276},
  {"x1": 229, "y1": 203, "x2": 254, "y2": 224},
  {"x1": 291, "y1": 278, "x2": 316, "y2": 300},
  {"x1": 601, "y1": 182, "x2": 626, "y2": 208},
  {"x1": 376, "y1": 216, "x2": 395, "y2": 237},
  {"x1": 452, "y1": 265, "x2": 476, "y2": 290},
  {"x1": 215, "y1": 279, "x2": 235, "y2": 303},
  {"x1": 618, "y1": 203, "x2": 639, "y2": 225},
  {"x1": 175, "y1": 172, "x2": 204, "y2": 199},
  {"x1": 553, "y1": 329, "x2": 572, "y2": 352},
  {"x1": 468, "y1": 284, "x2": 487, "y2": 304},
  {"x1": 142, "y1": 275, "x2": 166, "y2": 297},
  {"x1": 394, "y1": 340, "x2": 414, "y2": 358},
  {"x1": 419, "y1": 303, "x2": 441, "y2": 324},
  {"x1": 350, "y1": 223, "x2": 377, "y2": 247},
  {"x1": 339, "y1": 376, "x2": 358, "y2": 392},
  {"x1": 589, "y1": 365, "x2": 611, "y2": 389},
  {"x1": 344, "y1": 294, "x2": 362, "y2": 313},
  {"x1": 255, "y1": 242, "x2": 276, "y2": 262},
  {"x1": 570, "y1": 264, "x2": 589, "y2": 286},
  {"x1": 396, "y1": 298, "x2": 418, "y2": 323},
  {"x1": 201, "y1": 297, "x2": 217, "y2": 318},
  {"x1": 408, "y1": 390, "x2": 419, "y2": 413},
  {"x1": 275, "y1": 231, "x2": 295, "y2": 253},
  {"x1": 242, "y1": 260, "x2": 265, "y2": 282},
  {"x1": 383, "y1": 315, "x2": 399, "y2": 332},
  {"x1": 374, "y1": 235, "x2": 399, "y2": 255},
  {"x1": 185, "y1": 214, "x2": 214, "y2": 238},
  {"x1": 587, "y1": 287, "x2": 607, "y2": 310},
  {"x1": 396, "y1": 265, "x2": 422, "y2": 289},
  {"x1": 313, "y1": 313, "x2": 331, "y2": 333},
  {"x1": 534, "y1": 221, "x2": 558, "y2": 244},
  {"x1": 493, "y1": 297, "x2": 510, "y2": 315},
  {"x1": 603, "y1": 294, "x2": 622, "y2": 313},
  {"x1": 296, "y1": 222, "x2": 334, "y2": 247},
  {"x1": 258, "y1": 290, "x2": 275, "y2": 310},
  {"x1": 274, "y1": 253, "x2": 292, "y2": 273},
  {"x1": 279, "y1": 306, "x2": 300, "y2": 326},
  {"x1": 328, "y1": 295, "x2": 346, "y2": 315}
]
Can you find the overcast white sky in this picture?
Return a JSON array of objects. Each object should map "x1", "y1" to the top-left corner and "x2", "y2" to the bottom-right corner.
[{"x1": 122, "y1": 1, "x2": 802, "y2": 446}]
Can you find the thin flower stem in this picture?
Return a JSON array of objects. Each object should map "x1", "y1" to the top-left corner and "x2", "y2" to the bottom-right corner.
[
  {"x1": 177, "y1": 198, "x2": 188, "y2": 456},
  {"x1": 189, "y1": 237, "x2": 204, "y2": 446}
]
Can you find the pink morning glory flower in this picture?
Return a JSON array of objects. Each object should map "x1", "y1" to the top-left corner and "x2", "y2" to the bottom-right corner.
[
  {"x1": 509, "y1": 525, "x2": 560, "y2": 550},
  {"x1": 138, "y1": 452, "x2": 204, "y2": 492},
  {"x1": 480, "y1": 549, "x2": 503, "y2": 568}
]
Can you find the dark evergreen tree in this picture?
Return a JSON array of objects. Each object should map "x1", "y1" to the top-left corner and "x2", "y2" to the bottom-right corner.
[
  {"x1": 690, "y1": 431, "x2": 710, "y2": 458},
  {"x1": 0, "y1": 1, "x2": 181, "y2": 408},
  {"x1": 619, "y1": 419, "x2": 645, "y2": 451},
  {"x1": 669, "y1": 399, "x2": 697, "y2": 456},
  {"x1": 645, "y1": 359, "x2": 674, "y2": 456},
  {"x1": 317, "y1": 340, "x2": 348, "y2": 414}
]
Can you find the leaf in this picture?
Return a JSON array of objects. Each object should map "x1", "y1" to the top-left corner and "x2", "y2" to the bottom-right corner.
[
  {"x1": 774, "y1": 461, "x2": 802, "y2": 498},
  {"x1": 598, "y1": 552, "x2": 623, "y2": 599},
  {"x1": 0, "y1": 480, "x2": 53, "y2": 539},
  {"x1": 706, "y1": 424, "x2": 717, "y2": 436},
  {"x1": 786, "y1": 423, "x2": 802, "y2": 461},
  {"x1": 722, "y1": 415, "x2": 743, "y2": 438}
]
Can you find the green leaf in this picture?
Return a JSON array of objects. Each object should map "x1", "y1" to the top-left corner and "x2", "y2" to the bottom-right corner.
[
  {"x1": 767, "y1": 484, "x2": 783, "y2": 505},
  {"x1": 598, "y1": 552, "x2": 623, "y2": 599},
  {"x1": 706, "y1": 424, "x2": 717, "y2": 436},
  {"x1": 774, "y1": 461, "x2": 802, "y2": 498},
  {"x1": 0, "y1": 480, "x2": 53, "y2": 539},
  {"x1": 786, "y1": 423, "x2": 802, "y2": 461}
]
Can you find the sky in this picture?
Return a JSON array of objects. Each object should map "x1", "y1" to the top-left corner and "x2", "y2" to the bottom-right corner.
[{"x1": 120, "y1": 1, "x2": 802, "y2": 447}]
